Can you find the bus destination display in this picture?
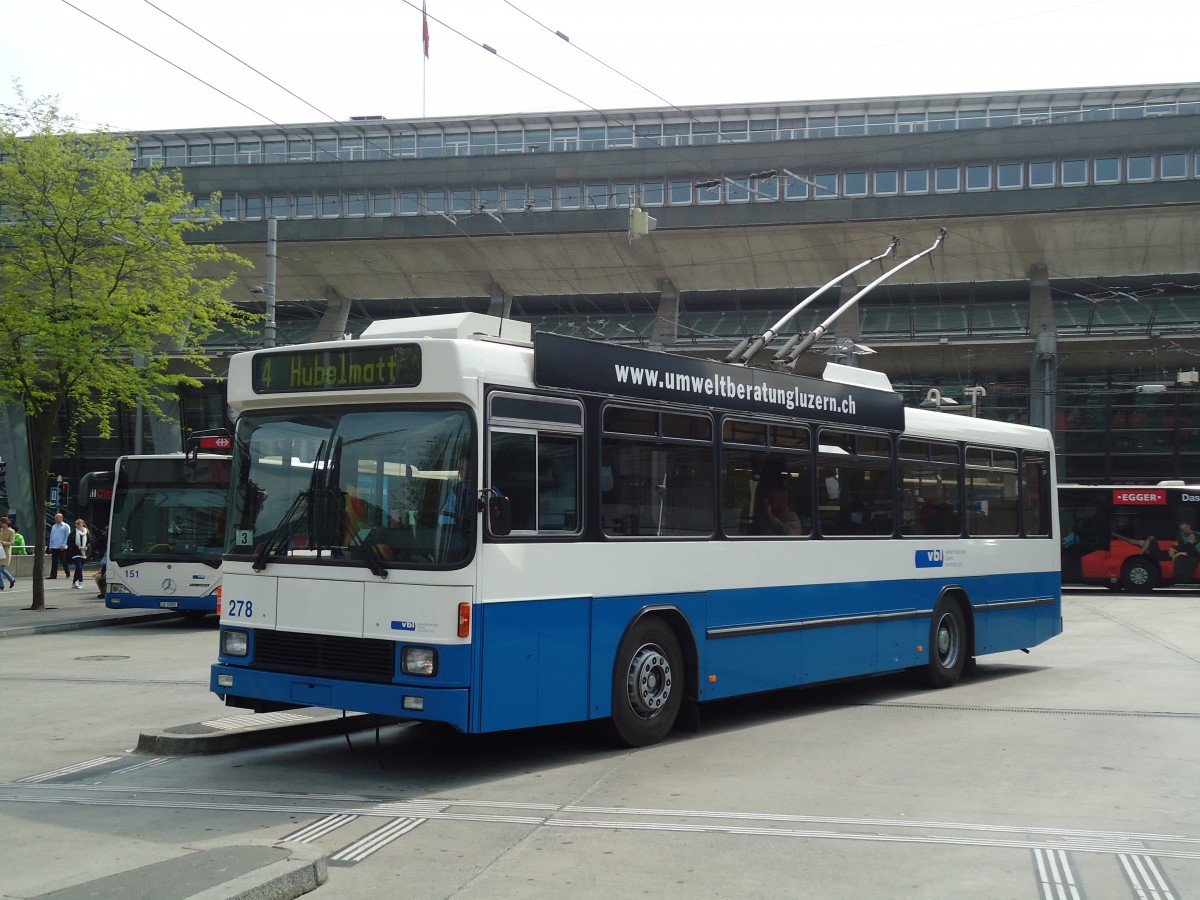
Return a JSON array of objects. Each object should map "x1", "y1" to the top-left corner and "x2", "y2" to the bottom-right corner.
[{"x1": 252, "y1": 345, "x2": 421, "y2": 394}]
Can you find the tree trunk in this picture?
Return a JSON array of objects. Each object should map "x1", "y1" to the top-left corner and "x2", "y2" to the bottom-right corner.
[{"x1": 24, "y1": 409, "x2": 57, "y2": 612}]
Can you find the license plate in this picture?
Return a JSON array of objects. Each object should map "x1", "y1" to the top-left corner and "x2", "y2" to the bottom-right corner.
[{"x1": 159, "y1": 601, "x2": 179, "y2": 609}]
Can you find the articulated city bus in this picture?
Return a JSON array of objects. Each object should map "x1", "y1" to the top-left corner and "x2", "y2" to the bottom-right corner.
[
  {"x1": 105, "y1": 447, "x2": 231, "y2": 619},
  {"x1": 1059, "y1": 482, "x2": 1200, "y2": 591},
  {"x1": 211, "y1": 313, "x2": 1061, "y2": 746}
]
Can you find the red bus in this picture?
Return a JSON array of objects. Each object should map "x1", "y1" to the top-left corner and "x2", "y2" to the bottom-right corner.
[{"x1": 1059, "y1": 483, "x2": 1200, "y2": 591}]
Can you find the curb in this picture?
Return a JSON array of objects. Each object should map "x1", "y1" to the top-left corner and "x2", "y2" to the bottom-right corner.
[
  {"x1": 138, "y1": 710, "x2": 403, "y2": 755},
  {"x1": 187, "y1": 842, "x2": 327, "y2": 900},
  {"x1": 0, "y1": 609, "x2": 179, "y2": 639}
]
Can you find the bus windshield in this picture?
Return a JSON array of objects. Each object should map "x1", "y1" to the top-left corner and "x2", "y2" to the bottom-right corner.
[
  {"x1": 109, "y1": 457, "x2": 230, "y2": 568},
  {"x1": 227, "y1": 408, "x2": 474, "y2": 568}
]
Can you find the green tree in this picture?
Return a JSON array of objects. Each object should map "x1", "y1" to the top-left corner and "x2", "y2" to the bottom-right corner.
[{"x1": 0, "y1": 90, "x2": 254, "y2": 611}]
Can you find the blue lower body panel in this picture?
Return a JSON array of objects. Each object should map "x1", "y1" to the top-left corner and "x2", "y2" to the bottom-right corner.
[
  {"x1": 107, "y1": 593, "x2": 216, "y2": 613},
  {"x1": 211, "y1": 664, "x2": 470, "y2": 732}
]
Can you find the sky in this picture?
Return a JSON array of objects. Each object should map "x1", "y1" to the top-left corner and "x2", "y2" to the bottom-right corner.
[{"x1": 1, "y1": 0, "x2": 1196, "y2": 133}]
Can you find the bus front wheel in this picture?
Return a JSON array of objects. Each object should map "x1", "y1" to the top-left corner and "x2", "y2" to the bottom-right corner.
[
  {"x1": 919, "y1": 596, "x2": 967, "y2": 688},
  {"x1": 611, "y1": 617, "x2": 683, "y2": 748},
  {"x1": 1120, "y1": 558, "x2": 1158, "y2": 593}
]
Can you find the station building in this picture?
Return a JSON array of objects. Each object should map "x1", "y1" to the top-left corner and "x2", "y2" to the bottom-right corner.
[{"x1": 3, "y1": 81, "x2": 1199, "y2": 524}]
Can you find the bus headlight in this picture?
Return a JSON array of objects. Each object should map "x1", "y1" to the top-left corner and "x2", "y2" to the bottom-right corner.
[
  {"x1": 222, "y1": 629, "x2": 249, "y2": 657},
  {"x1": 401, "y1": 646, "x2": 437, "y2": 676}
]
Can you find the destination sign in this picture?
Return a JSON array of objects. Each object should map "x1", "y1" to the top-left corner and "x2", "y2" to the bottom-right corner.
[
  {"x1": 534, "y1": 333, "x2": 905, "y2": 431},
  {"x1": 252, "y1": 345, "x2": 421, "y2": 394}
]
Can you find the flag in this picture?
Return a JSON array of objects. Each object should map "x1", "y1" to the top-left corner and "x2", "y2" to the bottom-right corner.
[{"x1": 422, "y1": 2, "x2": 430, "y2": 58}]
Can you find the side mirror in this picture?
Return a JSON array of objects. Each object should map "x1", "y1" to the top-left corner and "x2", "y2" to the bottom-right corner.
[{"x1": 488, "y1": 494, "x2": 512, "y2": 536}]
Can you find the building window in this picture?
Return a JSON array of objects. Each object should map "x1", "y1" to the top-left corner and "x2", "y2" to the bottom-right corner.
[
  {"x1": 783, "y1": 172, "x2": 809, "y2": 200},
  {"x1": 552, "y1": 127, "x2": 577, "y2": 152},
  {"x1": 1061, "y1": 159, "x2": 1087, "y2": 185},
  {"x1": 641, "y1": 180, "x2": 665, "y2": 206},
  {"x1": 450, "y1": 189, "x2": 472, "y2": 215},
  {"x1": 586, "y1": 183, "x2": 610, "y2": 209},
  {"x1": 697, "y1": 181, "x2": 721, "y2": 204},
  {"x1": 320, "y1": 193, "x2": 341, "y2": 216},
  {"x1": 418, "y1": 134, "x2": 443, "y2": 158},
  {"x1": 242, "y1": 196, "x2": 263, "y2": 219},
  {"x1": 268, "y1": 195, "x2": 288, "y2": 219},
  {"x1": 808, "y1": 116, "x2": 835, "y2": 138},
  {"x1": 557, "y1": 184, "x2": 581, "y2": 209},
  {"x1": 530, "y1": 186, "x2": 553, "y2": 210},
  {"x1": 263, "y1": 140, "x2": 286, "y2": 163},
  {"x1": 476, "y1": 187, "x2": 499, "y2": 213},
  {"x1": 502, "y1": 186, "x2": 527, "y2": 212},
  {"x1": 726, "y1": 178, "x2": 750, "y2": 202},
  {"x1": 903, "y1": 168, "x2": 929, "y2": 194},
  {"x1": 188, "y1": 144, "x2": 211, "y2": 165},
  {"x1": 844, "y1": 172, "x2": 868, "y2": 196},
  {"x1": 751, "y1": 174, "x2": 778, "y2": 201},
  {"x1": 164, "y1": 145, "x2": 187, "y2": 166},
  {"x1": 1094, "y1": 157, "x2": 1120, "y2": 183},
  {"x1": 612, "y1": 182, "x2": 635, "y2": 207},
  {"x1": 837, "y1": 115, "x2": 866, "y2": 136},
  {"x1": 398, "y1": 191, "x2": 419, "y2": 215},
  {"x1": 524, "y1": 128, "x2": 549, "y2": 152},
  {"x1": 1029, "y1": 161, "x2": 1055, "y2": 187},
  {"x1": 424, "y1": 189, "x2": 445, "y2": 214},
  {"x1": 608, "y1": 126, "x2": 634, "y2": 149},
  {"x1": 996, "y1": 163, "x2": 1023, "y2": 189},
  {"x1": 578, "y1": 127, "x2": 606, "y2": 150},
  {"x1": 370, "y1": 191, "x2": 393, "y2": 216},
  {"x1": 965, "y1": 165, "x2": 990, "y2": 191},
  {"x1": 212, "y1": 142, "x2": 235, "y2": 165},
  {"x1": 345, "y1": 191, "x2": 366, "y2": 216},
  {"x1": 1127, "y1": 155, "x2": 1153, "y2": 181},
  {"x1": 928, "y1": 111, "x2": 956, "y2": 132},
  {"x1": 287, "y1": 139, "x2": 312, "y2": 161},
  {"x1": 934, "y1": 166, "x2": 960, "y2": 192},
  {"x1": 811, "y1": 173, "x2": 836, "y2": 198},
  {"x1": 365, "y1": 135, "x2": 390, "y2": 160},
  {"x1": 635, "y1": 124, "x2": 662, "y2": 149},
  {"x1": 1161, "y1": 153, "x2": 1187, "y2": 179},
  {"x1": 497, "y1": 130, "x2": 523, "y2": 153},
  {"x1": 470, "y1": 131, "x2": 496, "y2": 155},
  {"x1": 293, "y1": 193, "x2": 314, "y2": 217},
  {"x1": 314, "y1": 138, "x2": 338, "y2": 161},
  {"x1": 219, "y1": 196, "x2": 238, "y2": 220},
  {"x1": 866, "y1": 113, "x2": 895, "y2": 136},
  {"x1": 873, "y1": 170, "x2": 898, "y2": 195},
  {"x1": 340, "y1": 137, "x2": 364, "y2": 160},
  {"x1": 669, "y1": 179, "x2": 693, "y2": 205}
]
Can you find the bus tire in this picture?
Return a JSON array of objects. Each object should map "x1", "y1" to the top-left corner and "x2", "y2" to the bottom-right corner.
[
  {"x1": 920, "y1": 596, "x2": 967, "y2": 688},
  {"x1": 1120, "y1": 558, "x2": 1158, "y2": 593},
  {"x1": 611, "y1": 617, "x2": 683, "y2": 748}
]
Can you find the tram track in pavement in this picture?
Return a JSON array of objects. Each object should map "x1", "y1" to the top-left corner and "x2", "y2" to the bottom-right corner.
[{"x1": 3, "y1": 779, "x2": 1199, "y2": 862}]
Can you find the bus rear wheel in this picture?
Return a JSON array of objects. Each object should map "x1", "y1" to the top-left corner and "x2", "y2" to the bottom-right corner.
[
  {"x1": 611, "y1": 617, "x2": 683, "y2": 748},
  {"x1": 919, "y1": 596, "x2": 967, "y2": 688},
  {"x1": 1120, "y1": 558, "x2": 1158, "y2": 593}
]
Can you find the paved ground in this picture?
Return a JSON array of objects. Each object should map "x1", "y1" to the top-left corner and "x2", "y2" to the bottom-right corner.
[
  {"x1": 0, "y1": 568, "x2": 366, "y2": 899},
  {"x1": 0, "y1": 563, "x2": 178, "y2": 639}
]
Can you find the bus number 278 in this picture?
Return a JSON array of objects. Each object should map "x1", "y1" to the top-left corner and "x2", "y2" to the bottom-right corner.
[{"x1": 226, "y1": 599, "x2": 254, "y2": 618}]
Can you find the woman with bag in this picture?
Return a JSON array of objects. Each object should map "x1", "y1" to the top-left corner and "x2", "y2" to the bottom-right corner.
[
  {"x1": 67, "y1": 519, "x2": 90, "y2": 589},
  {"x1": 0, "y1": 516, "x2": 15, "y2": 589}
]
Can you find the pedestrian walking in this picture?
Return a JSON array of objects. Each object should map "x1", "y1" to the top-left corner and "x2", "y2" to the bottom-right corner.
[
  {"x1": 66, "y1": 518, "x2": 90, "y2": 589},
  {"x1": 47, "y1": 512, "x2": 70, "y2": 578},
  {"x1": 0, "y1": 517, "x2": 17, "y2": 589}
]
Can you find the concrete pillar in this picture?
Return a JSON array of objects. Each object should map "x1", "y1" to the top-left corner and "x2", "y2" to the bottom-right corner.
[
  {"x1": 1027, "y1": 264, "x2": 1058, "y2": 433},
  {"x1": 310, "y1": 286, "x2": 353, "y2": 343},
  {"x1": 649, "y1": 278, "x2": 679, "y2": 349},
  {"x1": 485, "y1": 283, "x2": 512, "y2": 319}
]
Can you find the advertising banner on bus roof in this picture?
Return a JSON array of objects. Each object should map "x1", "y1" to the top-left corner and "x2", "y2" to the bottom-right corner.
[{"x1": 534, "y1": 333, "x2": 905, "y2": 430}]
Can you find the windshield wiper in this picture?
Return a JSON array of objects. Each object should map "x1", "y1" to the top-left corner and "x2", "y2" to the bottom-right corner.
[
  {"x1": 252, "y1": 488, "x2": 310, "y2": 572},
  {"x1": 252, "y1": 440, "x2": 326, "y2": 572}
]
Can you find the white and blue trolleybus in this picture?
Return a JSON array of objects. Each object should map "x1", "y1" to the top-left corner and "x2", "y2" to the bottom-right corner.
[
  {"x1": 211, "y1": 313, "x2": 1061, "y2": 745},
  {"x1": 105, "y1": 444, "x2": 231, "y2": 619}
]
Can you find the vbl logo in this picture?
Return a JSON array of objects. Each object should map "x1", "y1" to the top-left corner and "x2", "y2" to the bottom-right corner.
[{"x1": 915, "y1": 549, "x2": 944, "y2": 568}]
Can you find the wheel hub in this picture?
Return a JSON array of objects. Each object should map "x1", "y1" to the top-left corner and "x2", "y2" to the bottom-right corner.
[{"x1": 626, "y1": 644, "x2": 673, "y2": 719}]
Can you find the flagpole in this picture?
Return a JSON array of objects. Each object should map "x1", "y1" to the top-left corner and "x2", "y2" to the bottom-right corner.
[{"x1": 422, "y1": 1, "x2": 429, "y2": 118}]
